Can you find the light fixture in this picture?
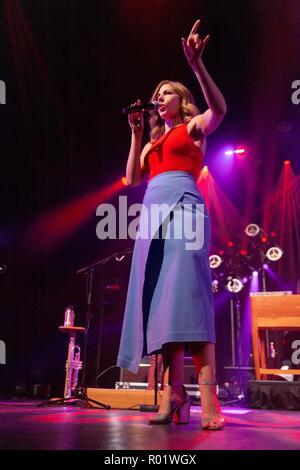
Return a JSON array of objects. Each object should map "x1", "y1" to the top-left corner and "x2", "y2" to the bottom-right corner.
[
  {"x1": 212, "y1": 280, "x2": 219, "y2": 293},
  {"x1": 266, "y1": 246, "x2": 283, "y2": 262},
  {"x1": 209, "y1": 254, "x2": 222, "y2": 269},
  {"x1": 0, "y1": 264, "x2": 7, "y2": 275},
  {"x1": 245, "y1": 224, "x2": 260, "y2": 237},
  {"x1": 226, "y1": 276, "x2": 243, "y2": 293}
]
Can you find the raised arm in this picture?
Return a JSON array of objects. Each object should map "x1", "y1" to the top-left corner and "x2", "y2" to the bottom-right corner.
[{"x1": 182, "y1": 19, "x2": 227, "y2": 136}]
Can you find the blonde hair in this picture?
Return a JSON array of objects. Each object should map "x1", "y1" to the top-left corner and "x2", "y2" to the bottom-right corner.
[{"x1": 148, "y1": 80, "x2": 200, "y2": 142}]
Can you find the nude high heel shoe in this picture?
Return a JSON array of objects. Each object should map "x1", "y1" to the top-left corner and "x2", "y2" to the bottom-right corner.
[
  {"x1": 149, "y1": 385, "x2": 191, "y2": 425},
  {"x1": 199, "y1": 382, "x2": 225, "y2": 431},
  {"x1": 202, "y1": 416, "x2": 225, "y2": 430}
]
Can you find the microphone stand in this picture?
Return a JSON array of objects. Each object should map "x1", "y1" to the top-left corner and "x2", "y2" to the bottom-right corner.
[
  {"x1": 225, "y1": 282, "x2": 245, "y2": 406},
  {"x1": 139, "y1": 353, "x2": 160, "y2": 412},
  {"x1": 66, "y1": 265, "x2": 110, "y2": 409},
  {"x1": 75, "y1": 248, "x2": 134, "y2": 408},
  {"x1": 38, "y1": 248, "x2": 133, "y2": 408}
]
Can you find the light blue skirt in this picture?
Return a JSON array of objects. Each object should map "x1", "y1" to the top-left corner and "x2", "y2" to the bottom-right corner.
[{"x1": 117, "y1": 171, "x2": 215, "y2": 373}]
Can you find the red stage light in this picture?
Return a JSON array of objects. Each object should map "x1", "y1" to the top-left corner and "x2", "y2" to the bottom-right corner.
[
  {"x1": 121, "y1": 176, "x2": 128, "y2": 186},
  {"x1": 235, "y1": 148, "x2": 245, "y2": 154},
  {"x1": 240, "y1": 249, "x2": 248, "y2": 256},
  {"x1": 284, "y1": 160, "x2": 290, "y2": 165},
  {"x1": 227, "y1": 241, "x2": 234, "y2": 247},
  {"x1": 261, "y1": 236, "x2": 268, "y2": 243},
  {"x1": 270, "y1": 231, "x2": 276, "y2": 237}
]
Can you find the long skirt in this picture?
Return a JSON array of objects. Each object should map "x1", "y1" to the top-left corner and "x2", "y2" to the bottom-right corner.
[{"x1": 117, "y1": 171, "x2": 215, "y2": 373}]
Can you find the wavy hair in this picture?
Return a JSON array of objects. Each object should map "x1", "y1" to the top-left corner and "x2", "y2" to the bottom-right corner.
[{"x1": 148, "y1": 80, "x2": 200, "y2": 142}]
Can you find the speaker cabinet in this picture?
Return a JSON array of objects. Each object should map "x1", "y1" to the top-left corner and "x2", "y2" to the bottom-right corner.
[
  {"x1": 120, "y1": 356, "x2": 151, "y2": 383},
  {"x1": 120, "y1": 356, "x2": 197, "y2": 384}
]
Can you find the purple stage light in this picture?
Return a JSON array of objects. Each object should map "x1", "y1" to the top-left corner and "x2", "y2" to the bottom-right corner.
[
  {"x1": 253, "y1": 271, "x2": 259, "y2": 277},
  {"x1": 224, "y1": 147, "x2": 246, "y2": 157}
]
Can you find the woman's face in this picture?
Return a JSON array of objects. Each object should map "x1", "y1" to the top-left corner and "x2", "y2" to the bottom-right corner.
[{"x1": 156, "y1": 84, "x2": 181, "y2": 121}]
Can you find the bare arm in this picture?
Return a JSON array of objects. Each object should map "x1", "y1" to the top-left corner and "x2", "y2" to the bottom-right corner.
[
  {"x1": 126, "y1": 137, "x2": 151, "y2": 186},
  {"x1": 182, "y1": 19, "x2": 227, "y2": 135}
]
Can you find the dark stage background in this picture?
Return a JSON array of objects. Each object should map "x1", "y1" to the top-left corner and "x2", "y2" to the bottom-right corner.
[{"x1": 0, "y1": 0, "x2": 299, "y2": 397}]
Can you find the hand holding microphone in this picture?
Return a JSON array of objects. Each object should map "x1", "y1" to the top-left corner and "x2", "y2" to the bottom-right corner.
[
  {"x1": 127, "y1": 99, "x2": 144, "y2": 136},
  {"x1": 124, "y1": 99, "x2": 159, "y2": 136}
]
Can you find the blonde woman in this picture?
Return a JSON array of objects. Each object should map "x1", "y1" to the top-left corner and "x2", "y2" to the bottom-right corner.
[{"x1": 117, "y1": 20, "x2": 226, "y2": 430}]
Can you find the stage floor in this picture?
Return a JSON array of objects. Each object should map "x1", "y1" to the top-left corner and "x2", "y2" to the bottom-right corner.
[{"x1": 0, "y1": 400, "x2": 300, "y2": 451}]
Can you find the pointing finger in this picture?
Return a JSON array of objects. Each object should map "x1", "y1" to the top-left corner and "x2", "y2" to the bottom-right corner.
[{"x1": 189, "y1": 19, "x2": 201, "y2": 37}]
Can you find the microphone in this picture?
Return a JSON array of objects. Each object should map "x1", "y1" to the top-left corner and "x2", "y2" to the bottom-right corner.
[{"x1": 122, "y1": 101, "x2": 159, "y2": 114}]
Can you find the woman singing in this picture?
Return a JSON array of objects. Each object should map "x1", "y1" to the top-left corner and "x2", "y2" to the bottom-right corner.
[{"x1": 117, "y1": 19, "x2": 227, "y2": 430}]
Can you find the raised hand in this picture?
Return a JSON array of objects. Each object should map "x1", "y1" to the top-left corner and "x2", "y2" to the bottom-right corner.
[
  {"x1": 128, "y1": 99, "x2": 144, "y2": 137},
  {"x1": 181, "y1": 19, "x2": 210, "y2": 67}
]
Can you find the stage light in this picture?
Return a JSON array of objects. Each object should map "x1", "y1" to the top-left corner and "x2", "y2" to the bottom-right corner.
[
  {"x1": 0, "y1": 264, "x2": 7, "y2": 275},
  {"x1": 227, "y1": 241, "x2": 234, "y2": 247},
  {"x1": 242, "y1": 277, "x2": 248, "y2": 284},
  {"x1": 235, "y1": 147, "x2": 245, "y2": 155},
  {"x1": 252, "y1": 271, "x2": 259, "y2": 277},
  {"x1": 226, "y1": 277, "x2": 243, "y2": 293},
  {"x1": 261, "y1": 236, "x2": 268, "y2": 243},
  {"x1": 239, "y1": 249, "x2": 248, "y2": 256},
  {"x1": 263, "y1": 263, "x2": 269, "y2": 269},
  {"x1": 245, "y1": 223, "x2": 260, "y2": 237},
  {"x1": 209, "y1": 254, "x2": 222, "y2": 269},
  {"x1": 284, "y1": 160, "x2": 290, "y2": 165},
  {"x1": 202, "y1": 165, "x2": 208, "y2": 174},
  {"x1": 266, "y1": 246, "x2": 283, "y2": 261},
  {"x1": 224, "y1": 147, "x2": 246, "y2": 157},
  {"x1": 212, "y1": 280, "x2": 219, "y2": 293},
  {"x1": 121, "y1": 176, "x2": 128, "y2": 186}
]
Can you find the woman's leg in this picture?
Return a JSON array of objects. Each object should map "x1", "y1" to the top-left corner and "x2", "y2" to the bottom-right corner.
[
  {"x1": 157, "y1": 342, "x2": 185, "y2": 414},
  {"x1": 190, "y1": 342, "x2": 224, "y2": 428},
  {"x1": 149, "y1": 342, "x2": 192, "y2": 424}
]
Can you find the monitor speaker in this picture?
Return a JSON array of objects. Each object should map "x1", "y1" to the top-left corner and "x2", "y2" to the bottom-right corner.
[
  {"x1": 120, "y1": 356, "x2": 150, "y2": 383},
  {"x1": 120, "y1": 356, "x2": 197, "y2": 384}
]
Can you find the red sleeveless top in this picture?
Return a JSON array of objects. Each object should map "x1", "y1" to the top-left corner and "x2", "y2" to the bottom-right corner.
[{"x1": 145, "y1": 124, "x2": 204, "y2": 181}]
